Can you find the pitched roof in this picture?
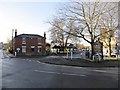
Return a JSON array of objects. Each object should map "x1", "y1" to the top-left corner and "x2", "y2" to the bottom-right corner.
[{"x1": 15, "y1": 34, "x2": 44, "y2": 38}]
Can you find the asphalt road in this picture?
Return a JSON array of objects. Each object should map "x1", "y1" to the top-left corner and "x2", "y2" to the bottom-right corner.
[{"x1": 1, "y1": 49, "x2": 119, "y2": 88}]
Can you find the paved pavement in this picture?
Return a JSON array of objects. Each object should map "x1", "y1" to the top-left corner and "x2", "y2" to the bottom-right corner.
[{"x1": 1, "y1": 50, "x2": 119, "y2": 88}]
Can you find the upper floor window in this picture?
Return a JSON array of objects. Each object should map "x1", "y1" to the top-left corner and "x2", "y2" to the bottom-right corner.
[
  {"x1": 38, "y1": 38, "x2": 42, "y2": 44},
  {"x1": 22, "y1": 37, "x2": 26, "y2": 44}
]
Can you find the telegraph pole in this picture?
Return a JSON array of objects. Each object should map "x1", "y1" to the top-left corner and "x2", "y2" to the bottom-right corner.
[{"x1": 12, "y1": 29, "x2": 14, "y2": 53}]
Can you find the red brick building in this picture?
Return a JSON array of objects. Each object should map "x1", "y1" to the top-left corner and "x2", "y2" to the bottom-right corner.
[{"x1": 13, "y1": 30, "x2": 46, "y2": 56}]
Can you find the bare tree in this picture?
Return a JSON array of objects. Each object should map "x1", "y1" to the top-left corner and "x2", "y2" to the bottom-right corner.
[
  {"x1": 100, "y1": 2, "x2": 118, "y2": 57},
  {"x1": 56, "y1": 1, "x2": 118, "y2": 59},
  {"x1": 48, "y1": 0, "x2": 117, "y2": 59},
  {"x1": 49, "y1": 17, "x2": 79, "y2": 48},
  {"x1": 49, "y1": 18, "x2": 65, "y2": 47},
  {"x1": 59, "y1": 1, "x2": 109, "y2": 59}
]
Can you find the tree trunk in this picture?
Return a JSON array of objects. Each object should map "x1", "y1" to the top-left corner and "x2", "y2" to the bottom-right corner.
[
  {"x1": 65, "y1": 36, "x2": 69, "y2": 48},
  {"x1": 91, "y1": 42, "x2": 95, "y2": 60},
  {"x1": 108, "y1": 37, "x2": 111, "y2": 57}
]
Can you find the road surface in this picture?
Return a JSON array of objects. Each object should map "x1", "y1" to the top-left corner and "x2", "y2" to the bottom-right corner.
[{"x1": 1, "y1": 49, "x2": 119, "y2": 88}]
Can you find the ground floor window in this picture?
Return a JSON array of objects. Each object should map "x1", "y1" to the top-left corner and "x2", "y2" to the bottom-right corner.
[
  {"x1": 31, "y1": 46, "x2": 35, "y2": 52},
  {"x1": 22, "y1": 46, "x2": 26, "y2": 53},
  {"x1": 31, "y1": 48, "x2": 34, "y2": 52},
  {"x1": 38, "y1": 46, "x2": 42, "y2": 53}
]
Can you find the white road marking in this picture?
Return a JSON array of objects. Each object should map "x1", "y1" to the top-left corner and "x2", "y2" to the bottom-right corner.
[
  {"x1": 93, "y1": 70, "x2": 108, "y2": 73},
  {"x1": 34, "y1": 70, "x2": 61, "y2": 74},
  {"x1": 3, "y1": 55, "x2": 117, "y2": 76},
  {"x1": 92, "y1": 69, "x2": 118, "y2": 74},
  {"x1": 61, "y1": 65, "x2": 84, "y2": 69},
  {"x1": 36, "y1": 61, "x2": 118, "y2": 75},
  {"x1": 92, "y1": 69, "x2": 118, "y2": 80},
  {"x1": 37, "y1": 61, "x2": 41, "y2": 63},
  {"x1": 34, "y1": 70, "x2": 86, "y2": 77},
  {"x1": 62, "y1": 72, "x2": 86, "y2": 77}
]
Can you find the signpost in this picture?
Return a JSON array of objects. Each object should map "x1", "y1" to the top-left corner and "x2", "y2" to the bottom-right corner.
[
  {"x1": 17, "y1": 48, "x2": 20, "y2": 52},
  {"x1": 16, "y1": 48, "x2": 20, "y2": 56},
  {"x1": 66, "y1": 49, "x2": 69, "y2": 58},
  {"x1": 71, "y1": 48, "x2": 73, "y2": 60}
]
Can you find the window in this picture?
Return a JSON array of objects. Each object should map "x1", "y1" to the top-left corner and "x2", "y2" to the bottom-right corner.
[
  {"x1": 22, "y1": 37, "x2": 26, "y2": 44},
  {"x1": 22, "y1": 46, "x2": 26, "y2": 53},
  {"x1": 38, "y1": 46, "x2": 42, "y2": 53},
  {"x1": 31, "y1": 48, "x2": 34, "y2": 52},
  {"x1": 31, "y1": 46, "x2": 35, "y2": 52},
  {"x1": 38, "y1": 38, "x2": 42, "y2": 44}
]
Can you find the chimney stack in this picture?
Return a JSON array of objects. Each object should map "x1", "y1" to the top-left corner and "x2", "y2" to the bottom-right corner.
[
  {"x1": 15, "y1": 29, "x2": 17, "y2": 37},
  {"x1": 44, "y1": 32, "x2": 46, "y2": 39}
]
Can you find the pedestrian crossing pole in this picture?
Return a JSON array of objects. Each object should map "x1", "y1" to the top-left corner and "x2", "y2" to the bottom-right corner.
[{"x1": 12, "y1": 29, "x2": 14, "y2": 53}]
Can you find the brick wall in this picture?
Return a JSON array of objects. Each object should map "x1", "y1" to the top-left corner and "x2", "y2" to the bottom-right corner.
[{"x1": 14, "y1": 36, "x2": 46, "y2": 56}]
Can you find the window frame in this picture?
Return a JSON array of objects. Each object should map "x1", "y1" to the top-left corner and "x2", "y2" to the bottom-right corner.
[{"x1": 22, "y1": 37, "x2": 26, "y2": 44}]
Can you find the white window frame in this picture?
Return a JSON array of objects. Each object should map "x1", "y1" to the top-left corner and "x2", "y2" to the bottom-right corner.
[
  {"x1": 38, "y1": 38, "x2": 42, "y2": 45},
  {"x1": 22, "y1": 37, "x2": 26, "y2": 44},
  {"x1": 38, "y1": 46, "x2": 42, "y2": 52},
  {"x1": 31, "y1": 46, "x2": 35, "y2": 52},
  {"x1": 22, "y1": 46, "x2": 26, "y2": 53},
  {"x1": 31, "y1": 46, "x2": 35, "y2": 48}
]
